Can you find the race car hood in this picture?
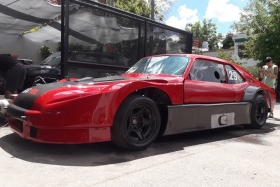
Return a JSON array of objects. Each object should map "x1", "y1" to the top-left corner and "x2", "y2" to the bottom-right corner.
[{"x1": 12, "y1": 74, "x2": 182, "y2": 111}]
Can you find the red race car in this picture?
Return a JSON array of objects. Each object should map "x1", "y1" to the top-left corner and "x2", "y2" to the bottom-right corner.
[{"x1": 7, "y1": 54, "x2": 276, "y2": 150}]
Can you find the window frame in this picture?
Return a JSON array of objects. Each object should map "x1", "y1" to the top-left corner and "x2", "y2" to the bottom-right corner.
[{"x1": 189, "y1": 59, "x2": 227, "y2": 84}]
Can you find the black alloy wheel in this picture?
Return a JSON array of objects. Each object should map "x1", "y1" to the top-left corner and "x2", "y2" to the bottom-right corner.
[
  {"x1": 126, "y1": 102, "x2": 157, "y2": 143},
  {"x1": 255, "y1": 100, "x2": 267, "y2": 124},
  {"x1": 111, "y1": 95, "x2": 161, "y2": 151},
  {"x1": 248, "y1": 94, "x2": 268, "y2": 129}
]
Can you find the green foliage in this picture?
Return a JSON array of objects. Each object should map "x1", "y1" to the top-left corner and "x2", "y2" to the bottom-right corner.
[
  {"x1": 245, "y1": 66, "x2": 260, "y2": 78},
  {"x1": 57, "y1": 42, "x2": 61, "y2": 52},
  {"x1": 24, "y1": 26, "x2": 42, "y2": 35},
  {"x1": 186, "y1": 19, "x2": 223, "y2": 50},
  {"x1": 39, "y1": 45, "x2": 52, "y2": 59},
  {"x1": 23, "y1": 22, "x2": 50, "y2": 35},
  {"x1": 114, "y1": 0, "x2": 151, "y2": 19},
  {"x1": 193, "y1": 49, "x2": 203, "y2": 55},
  {"x1": 232, "y1": 0, "x2": 280, "y2": 67},
  {"x1": 217, "y1": 49, "x2": 260, "y2": 78},
  {"x1": 222, "y1": 33, "x2": 234, "y2": 49},
  {"x1": 217, "y1": 49, "x2": 235, "y2": 62},
  {"x1": 217, "y1": 49, "x2": 244, "y2": 66},
  {"x1": 114, "y1": 0, "x2": 165, "y2": 21}
]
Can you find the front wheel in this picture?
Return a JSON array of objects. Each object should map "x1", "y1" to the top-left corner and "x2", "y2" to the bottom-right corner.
[
  {"x1": 247, "y1": 94, "x2": 268, "y2": 129},
  {"x1": 111, "y1": 95, "x2": 161, "y2": 151}
]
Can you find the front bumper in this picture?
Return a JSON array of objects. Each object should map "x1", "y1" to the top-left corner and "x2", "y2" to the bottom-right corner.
[{"x1": 7, "y1": 104, "x2": 111, "y2": 144}]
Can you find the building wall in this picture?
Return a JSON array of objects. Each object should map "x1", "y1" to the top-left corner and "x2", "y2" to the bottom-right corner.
[
  {"x1": 202, "y1": 48, "x2": 259, "y2": 67},
  {"x1": 202, "y1": 33, "x2": 259, "y2": 67},
  {"x1": 0, "y1": 34, "x2": 58, "y2": 64},
  {"x1": 232, "y1": 33, "x2": 259, "y2": 67},
  {"x1": 203, "y1": 49, "x2": 234, "y2": 58}
]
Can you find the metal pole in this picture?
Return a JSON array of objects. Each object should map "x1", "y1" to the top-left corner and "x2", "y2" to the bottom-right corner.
[
  {"x1": 61, "y1": 0, "x2": 65, "y2": 78},
  {"x1": 144, "y1": 20, "x2": 147, "y2": 56},
  {"x1": 61, "y1": 0, "x2": 70, "y2": 78},
  {"x1": 137, "y1": 21, "x2": 142, "y2": 60},
  {"x1": 188, "y1": 33, "x2": 193, "y2": 54},
  {"x1": 151, "y1": 0, "x2": 154, "y2": 20}
]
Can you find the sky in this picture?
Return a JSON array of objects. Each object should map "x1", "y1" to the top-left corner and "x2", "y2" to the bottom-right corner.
[{"x1": 164, "y1": 0, "x2": 249, "y2": 35}]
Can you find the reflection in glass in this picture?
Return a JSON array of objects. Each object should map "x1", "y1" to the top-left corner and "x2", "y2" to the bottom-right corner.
[
  {"x1": 126, "y1": 56, "x2": 189, "y2": 76},
  {"x1": 44, "y1": 0, "x2": 62, "y2": 6}
]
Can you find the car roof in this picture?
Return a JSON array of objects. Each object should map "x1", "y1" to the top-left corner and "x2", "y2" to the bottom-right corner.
[{"x1": 144, "y1": 54, "x2": 233, "y2": 64}]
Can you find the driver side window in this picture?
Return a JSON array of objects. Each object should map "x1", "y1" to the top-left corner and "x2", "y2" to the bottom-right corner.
[{"x1": 190, "y1": 60, "x2": 226, "y2": 83}]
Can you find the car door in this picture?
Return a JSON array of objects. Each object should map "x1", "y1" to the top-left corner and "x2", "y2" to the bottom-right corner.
[{"x1": 184, "y1": 59, "x2": 235, "y2": 104}]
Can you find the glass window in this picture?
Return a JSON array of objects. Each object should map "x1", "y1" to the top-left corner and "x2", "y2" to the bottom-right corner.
[
  {"x1": 225, "y1": 65, "x2": 244, "y2": 84},
  {"x1": 126, "y1": 56, "x2": 189, "y2": 75},
  {"x1": 190, "y1": 60, "x2": 226, "y2": 83}
]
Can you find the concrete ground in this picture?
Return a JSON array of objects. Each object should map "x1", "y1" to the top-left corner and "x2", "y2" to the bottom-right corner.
[{"x1": 1, "y1": 104, "x2": 280, "y2": 187}]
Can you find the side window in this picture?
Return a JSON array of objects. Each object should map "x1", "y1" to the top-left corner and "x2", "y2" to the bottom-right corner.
[
  {"x1": 225, "y1": 65, "x2": 244, "y2": 84},
  {"x1": 190, "y1": 60, "x2": 226, "y2": 83}
]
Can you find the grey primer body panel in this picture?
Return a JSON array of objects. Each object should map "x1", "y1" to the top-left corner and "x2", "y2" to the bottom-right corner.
[
  {"x1": 242, "y1": 85, "x2": 272, "y2": 110},
  {"x1": 242, "y1": 86, "x2": 261, "y2": 102},
  {"x1": 163, "y1": 102, "x2": 251, "y2": 136}
]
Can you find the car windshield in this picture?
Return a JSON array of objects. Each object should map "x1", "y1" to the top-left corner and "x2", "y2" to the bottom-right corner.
[
  {"x1": 40, "y1": 52, "x2": 61, "y2": 67},
  {"x1": 126, "y1": 56, "x2": 190, "y2": 75}
]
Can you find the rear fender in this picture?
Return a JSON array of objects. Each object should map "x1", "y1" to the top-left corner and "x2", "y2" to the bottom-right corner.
[{"x1": 242, "y1": 86, "x2": 273, "y2": 112}]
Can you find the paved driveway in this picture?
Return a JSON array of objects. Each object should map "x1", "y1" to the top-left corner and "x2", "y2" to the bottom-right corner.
[{"x1": 1, "y1": 105, "x2": 280, "y2": 187}]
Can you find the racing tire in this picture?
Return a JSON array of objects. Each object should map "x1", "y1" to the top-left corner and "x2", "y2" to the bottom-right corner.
[
  {"x1": 247, "y1": 94, "x2": 268, "y2": 129},
  {"x1": 111, "y1": 95, "x2": 161, "y2": 151}
]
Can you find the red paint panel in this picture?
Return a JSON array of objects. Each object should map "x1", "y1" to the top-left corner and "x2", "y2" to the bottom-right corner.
[
  {"x1": 184, "y1": 80, "x2": 235, "y2": 103},
  {"x1": 10, "y1": 117, "x2": 111, "y2": 144},
  {"x1": 7, "y1": 54, "x2": 277, "y2": 145},
  {"x1": 229, "y1": 82, "x2": 248, "y2": 101}
]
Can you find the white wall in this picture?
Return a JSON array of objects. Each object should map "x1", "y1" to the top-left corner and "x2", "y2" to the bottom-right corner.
[
  {"x1": 233, "y1": 42, "x2": 259, "y2": 67},
  {"x1": 203, "y1": 49, "x2": 259, "y2": 67},
  {"x1": 0, "y1": 34, "x2": 59, "y2": 64},
  {"x1": 203, "y1": 49, "x2": 234, "y2": 58}
]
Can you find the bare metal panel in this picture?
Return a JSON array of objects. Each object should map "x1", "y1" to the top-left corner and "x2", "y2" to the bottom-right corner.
[{"x1": 164, "y1": 102, "x2": 251, "y2": 136}]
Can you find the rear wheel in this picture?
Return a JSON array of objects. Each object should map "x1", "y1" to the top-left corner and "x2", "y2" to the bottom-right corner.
[
  {"x1": 247, "y1": 94, "x2": 268, "y2": 129},
  {"x1": 111, "y1": 95, "x2": 161, "y2": 151}
]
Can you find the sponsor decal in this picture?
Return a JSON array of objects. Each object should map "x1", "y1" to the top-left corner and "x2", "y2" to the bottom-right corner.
[
  {"x1": 29, "y1": 88, "x2": 41, "y2": 95},
  {"x1": 22, "y1": 88, "x2": 32, "y2": 93},
  {"x1": 228, "y1": 70, "x2": 238, "y2": 80}
]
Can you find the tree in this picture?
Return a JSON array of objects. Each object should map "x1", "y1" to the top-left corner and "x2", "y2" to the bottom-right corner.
[
  {"x1": 114, "y1": 0, "x2": 151, "y2": 18},
  {"x1": 231, "y1": 0, "x2": 280, "y2": 67},
  {"x1": 153, "y1": 0, "x2": 178, "y2": 21},
  {"x1": 222, "y1": 33, "x2": 234, "y2": 49},
  {"x1": 186, "y1": 19, "x2": 223, "y2": 50},
  {"x1": 217, "y1": 50, "x2": 235, "y2": 62},
  {"x1": 114, "y1": 0, "x2": 177, "y2": 21},
  {"x1": 217, "y1": 49, "x2": 260, "y2": 78}
]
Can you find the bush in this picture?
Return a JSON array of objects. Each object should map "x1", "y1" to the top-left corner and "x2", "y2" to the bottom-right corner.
[
  {"x1": 39, "y1": 45, "x2": 52, "y2": 59},
  {"x1": 217, "y1": 49, "x2": 259, "y2": 78}
]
